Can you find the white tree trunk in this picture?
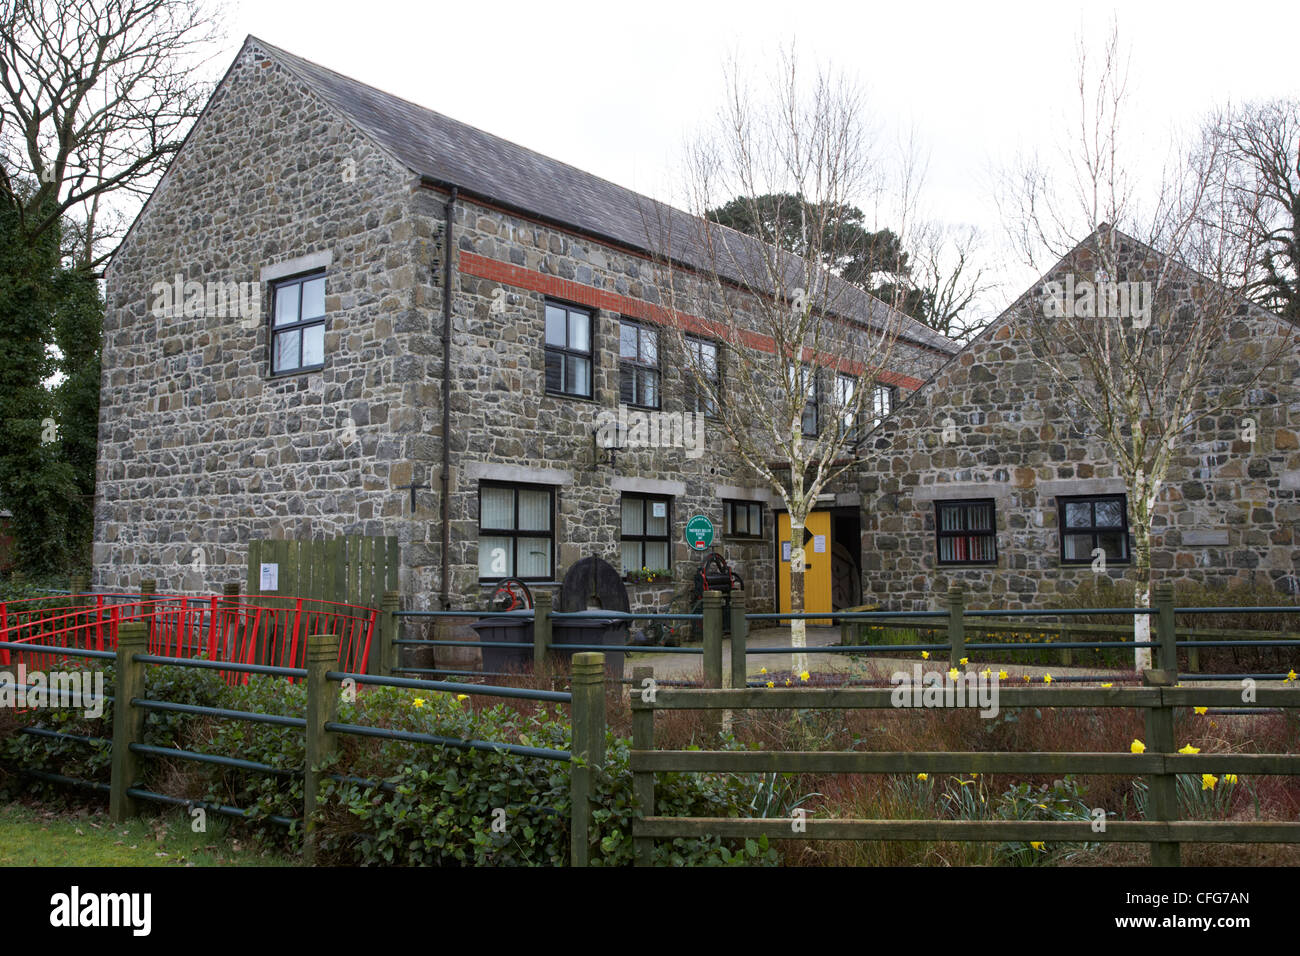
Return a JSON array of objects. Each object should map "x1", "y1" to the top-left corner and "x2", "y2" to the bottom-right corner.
[
  {"x1": 1132, "y1": 513, "x2": 1154, "y2": 673},
  {"x1": 789, "y1": 512, "x2": 809, "y2": 676}
]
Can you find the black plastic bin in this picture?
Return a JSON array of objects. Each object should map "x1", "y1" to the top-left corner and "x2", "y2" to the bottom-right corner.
[
  {"x1": 552, "y1": 611, "x2": 627, "y2": 679},
  {"x1": 470, "y1": 615, "x2": 535, "y2": 675}
]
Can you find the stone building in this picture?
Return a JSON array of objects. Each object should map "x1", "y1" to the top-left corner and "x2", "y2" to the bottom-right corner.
[
  {"x1": 92, "y1": 36, "x2": 954, "y2": 614},
  {"x1": 857, "y1": 229, "x2": 1300, "y2": 610}
]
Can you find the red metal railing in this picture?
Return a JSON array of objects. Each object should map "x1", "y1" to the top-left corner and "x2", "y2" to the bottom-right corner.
[{"x1": 0, "y1": 592, "x2": 377, "y2": 682}]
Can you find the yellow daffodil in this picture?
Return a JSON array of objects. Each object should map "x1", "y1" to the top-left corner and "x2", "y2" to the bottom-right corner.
[
  {"x1": 1101, "y1": 682, "x2": 1113, "y2": 688},
  {"x1": 1030, "y1": 841, "x2": 1045, "y2": 851},
  {"x1": 1043, "y1": 674, "x2": 1053, "y2": 684},
  {"x1": 1285, "y1": 669, "x2": 1298, "y2": 683},
  {"x1": 916, "y1": 773, "x2": 928, "y2": 781},
  {"x1": 998, "y1": 670, "x2": 1008, "y2": 680},
  {"x1": 456, "y1": 694, "x2": 470, "y2": 702},
  {"x1": 1201, "y1": 773, "x2": 1218, "y2": 791},
  {"x1": 765, "y1": 681, "x2": 774, "y2": 689},
  {"x1": 784, "y1": 678, "x2": 791, "y2": 686},
  {"x1": 921, "y1": 651, "x2": 930, "y2": 660},
  {"x1": 760, "y1": 667, "x2": 767, "y2": 675},
  {"x1": 412, "y1": 697, "x2": 426, "y2": 708},
  {"x1": 948, "y1": 667, "x2": 960, "y2": 680},
  {"x1": 1223, "y1": 774, "x2": 1238, "y2": 785},
  {"x1": 982, "y1": 667, "x2": 992, "y2": 678},
  {"x1": 799, "y1": 670, "x2": 810, "y2": 682},
  {"x1": 1194, "y1": 706, "x2": 1208, "y2": 716},
  {"x1": 1034, "y1": 803, "x2": 1048, "y2": 810},
  {"x1": 1022, "y1": 675, "x2": 1031, "y2": 682},
  {"x1": 1131, "y1": 739, "x2": 1146, "y2": 754},
  {"x1": 959, "y1": 657, "x2": 969, "y2": 666},
  {"x1": 1179, "y1": 744, "x2": 1201, "y2": 755}
]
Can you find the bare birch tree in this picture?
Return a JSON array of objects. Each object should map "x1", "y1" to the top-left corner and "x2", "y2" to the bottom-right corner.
[
  {"x1": 999, "y1": 24, "x2": 1293, "y2": 671},
  {"x1": 645, "y1": 53, "x2": 909, "y2": 673}
]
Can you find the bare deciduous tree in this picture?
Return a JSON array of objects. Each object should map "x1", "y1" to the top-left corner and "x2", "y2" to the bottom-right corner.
[
  {"x1": 0, "y1": 0, "x2": 221, "y2": 268},
  {"x1": 1197, "y1": 98, "x2": 1299, "y2": 321},
  {"x1": 999, "y1": 23, "x2": 1294, "y2": 671},
  {"x1": 645, "y1": 53, "x2": 911, "y2": 672},
  {"x1": 907, "y1": 220, "x2": 996, "y2": 342}
]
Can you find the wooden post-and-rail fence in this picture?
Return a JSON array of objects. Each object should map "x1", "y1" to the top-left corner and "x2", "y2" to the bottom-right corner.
[
  {"x1": 631, "y1": 583, "x2": 1300, "y2": 866},
  {"x1": 104, "y1": 621, "x2": 610, "y2": 866}
]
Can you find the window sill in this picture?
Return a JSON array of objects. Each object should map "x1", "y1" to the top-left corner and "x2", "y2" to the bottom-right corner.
[
  {"x1": 543, "y1": 390, "x2": 598, "y2": 404},
  {"x1": 269, "y1": 365, "x2": 324, "y2": 380}
]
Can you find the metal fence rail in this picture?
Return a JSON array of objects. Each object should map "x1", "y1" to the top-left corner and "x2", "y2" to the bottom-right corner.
[
  {"x1": 627, "y1": 582, "x2": 1300, "y2": 867},
  {"x1": 3, "y1": 620, "x2": 609, "y2": 866}
]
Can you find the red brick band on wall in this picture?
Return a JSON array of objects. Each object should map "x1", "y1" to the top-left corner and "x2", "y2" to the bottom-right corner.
[{"x1": 458, "y1": 251, "x2": 924, "y2": 391}]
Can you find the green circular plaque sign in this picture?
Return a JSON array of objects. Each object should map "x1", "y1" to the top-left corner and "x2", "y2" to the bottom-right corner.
[{"x1": 685, "y1": 514, "x2": 715, "y2": 551}]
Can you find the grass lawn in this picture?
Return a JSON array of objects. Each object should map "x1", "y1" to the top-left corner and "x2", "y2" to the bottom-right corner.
[{"x1": 0, "y1": 802, "x2": 295, "y2": 867}]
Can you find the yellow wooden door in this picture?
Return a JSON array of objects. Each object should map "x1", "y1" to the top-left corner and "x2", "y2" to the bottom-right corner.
[{"x1": 777, "y1": 511, "x2": 833, "y2": 620}]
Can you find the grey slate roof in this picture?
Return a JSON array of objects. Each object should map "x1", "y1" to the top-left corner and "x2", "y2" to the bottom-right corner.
[{"x1": 249, "y1": 37, "x2": 959, "y2": 355}]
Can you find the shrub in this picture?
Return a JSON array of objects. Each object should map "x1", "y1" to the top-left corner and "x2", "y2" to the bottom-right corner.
[{"x1": 0, "y1": 669, "x2": 776, "y2": 866}]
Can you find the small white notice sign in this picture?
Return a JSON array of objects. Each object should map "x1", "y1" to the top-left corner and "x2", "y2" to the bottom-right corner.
[
  {"x1": 813, "y1": 535, "x2": 826, "y2": 554},
  {"x1": 782, "y1": 541, "x2": 791, "y2": 562},
  {"x1": 260, "y1": 563, "x2": 279, "y2": 591},
  {"x1": 652, "y1": 501, "x2": 667, "y2": 518}
]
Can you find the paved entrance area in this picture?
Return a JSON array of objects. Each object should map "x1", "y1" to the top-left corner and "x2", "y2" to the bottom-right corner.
[{"x1": 626, "y1": 625, "x2": 1141, "y2": 685}]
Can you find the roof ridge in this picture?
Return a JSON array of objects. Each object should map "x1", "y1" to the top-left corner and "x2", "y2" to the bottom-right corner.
[{"x1": 242, "y1": 37, "x2": 960, "y2": 355}]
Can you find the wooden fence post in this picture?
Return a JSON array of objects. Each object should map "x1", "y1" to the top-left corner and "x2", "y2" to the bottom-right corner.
[
  {"x1": 702, "y1": 590, "x2": 724, "y2": 689},
  {"x1": 379, "y1": 590, "x2": 400, "y2": 677},
  {"x1": 1143, "y1": 582, "x2": 1181, "y2": 866},
  {"x1": 569, "y1": 651, "x2": 606, "y2": 867},
  {"x1": 947, "y1": 585, "x2": 965, "y2": 668},
  {"x1": 70, "y1": 574, "x2": 87, "y2": 598},
  {"x1": 304, "y1": 632, "x2": 340, "y2": 865},
  {"x1": 631, "y1": 663, "x2": 655, "y2": 867},
  {"x1": 533, "y1": 590, "x2": 552, "y2": 670},
  {"x1": 140, "y1": 578, "x2": 157, "y2": 652},
  {"x1": 1156, "y1": 583, "x2": 1178, "y2": 675},
  {"x1": 109, "y1": 622, "x2": 149, "y2": 823},
  {"x1": 729, "y1": 590, "x2": 748, "y2": 691}
]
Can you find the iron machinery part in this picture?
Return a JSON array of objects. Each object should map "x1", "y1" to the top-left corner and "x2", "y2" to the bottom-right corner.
[{"x1": 490, "y1": 577, "x2": 534, "y2": 612}]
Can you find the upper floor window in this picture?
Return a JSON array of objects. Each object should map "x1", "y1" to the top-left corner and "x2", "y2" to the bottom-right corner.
[
  {"x1": 271, "y1": 272, "x2": 326, "y2": 374},
  {"x1": 685, "y1": 336, "x2": 720, "y2": 417},
  {"x1": 619, "y1": 320, "x2": 660, "y2": 409},
  {"x1": 545, "y1": 301, "x2": 592, "y2": 398},
  {"x1": 871, "y1": 384, "x2": 897, "y2": 428},
  {"x1": 478, "y1": 482, "x2": 554, "y2": 581},
  {"x1": 788, "y1": 364, "x2": 818, "y2": 437},
  {"x1": 936, "y1": 499, "x2": 997, "y2": 565},
  {"x1": 1059, "y1": 494, "x2": 1129, "y2": 564},
  {"x1": 836, "y1": 374, "x2": 858, "y2": 442}
]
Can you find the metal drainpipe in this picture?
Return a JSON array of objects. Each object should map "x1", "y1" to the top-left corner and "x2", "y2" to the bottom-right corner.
[{"x1": 440, "y1": 186, "x2": 458, "y2": 611}]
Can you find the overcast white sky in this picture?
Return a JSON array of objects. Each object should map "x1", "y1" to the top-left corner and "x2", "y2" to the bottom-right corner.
[{"x1": 208, "y1": 0, "x2": 1296, "y2": 318}]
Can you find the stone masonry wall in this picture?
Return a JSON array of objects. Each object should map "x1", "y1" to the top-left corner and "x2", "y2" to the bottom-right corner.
[
  {"x1": 95, "y1": 41, "x2": 439, "y2": 593},
  {"x1": 857, "y1": 235, "x2": 1300, "y2": 611},
  {"x1": 96, "y1": 38, "x2": 952, "y2": 619}
]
